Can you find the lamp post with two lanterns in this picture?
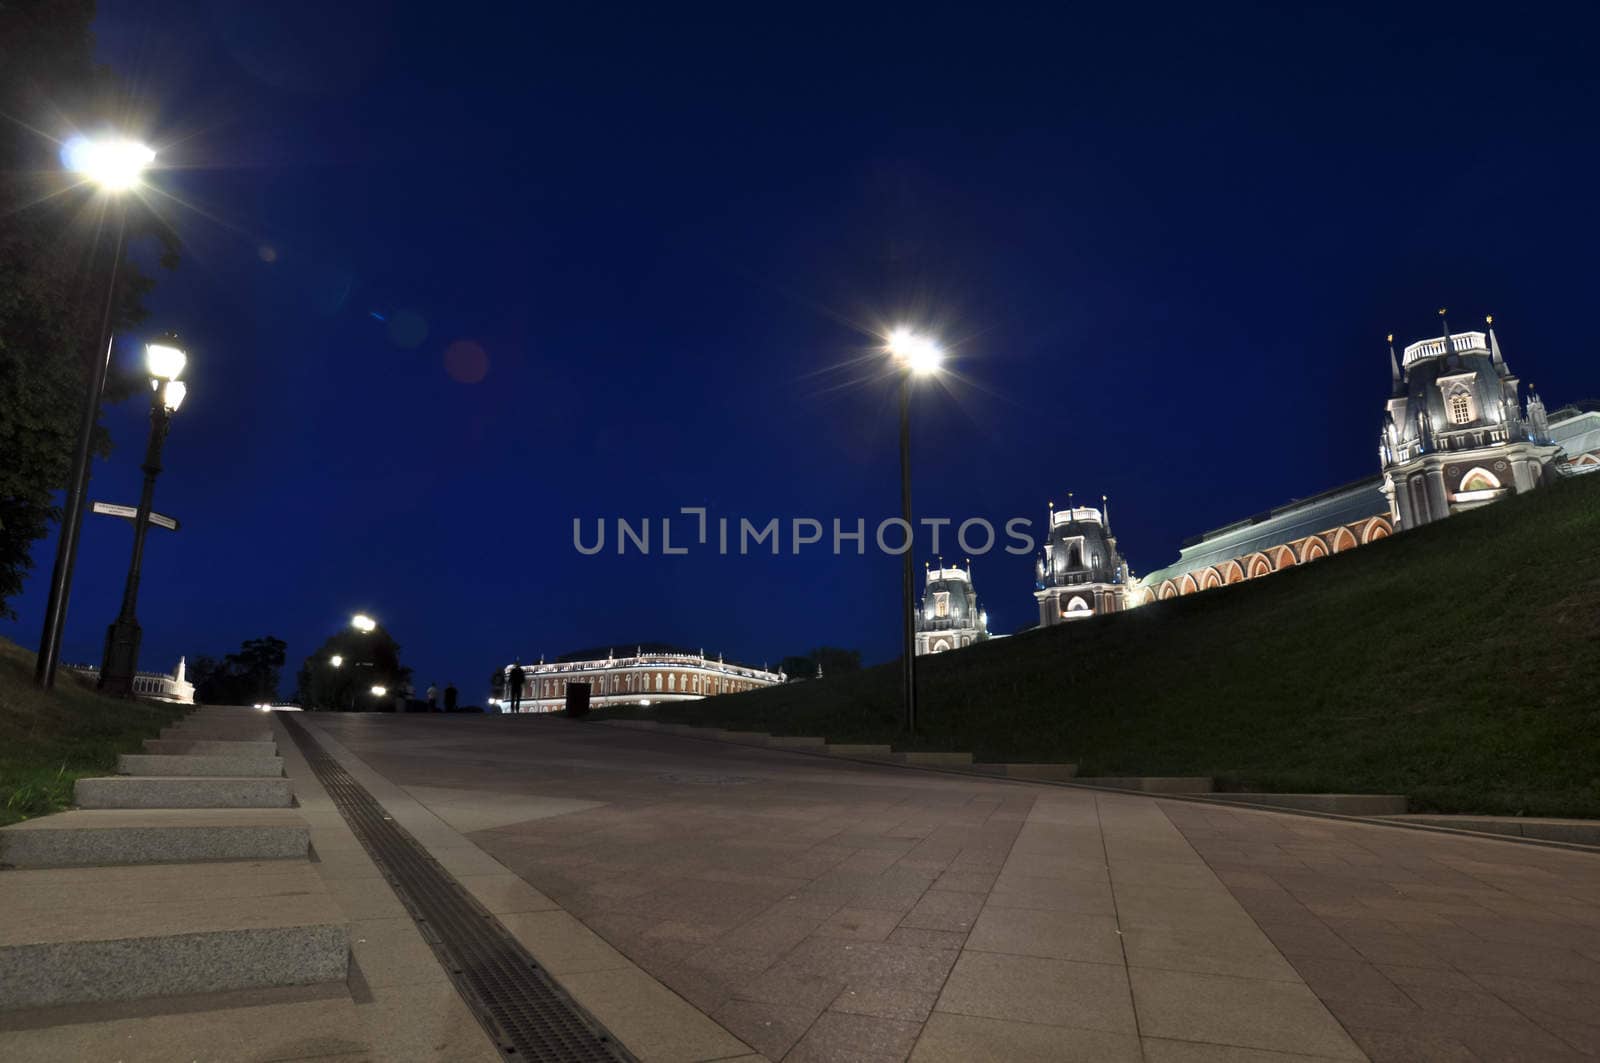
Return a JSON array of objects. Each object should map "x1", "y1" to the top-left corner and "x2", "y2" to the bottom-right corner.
[{"x1": 97, "y1": 337, "x2": 189, "y2": 696}]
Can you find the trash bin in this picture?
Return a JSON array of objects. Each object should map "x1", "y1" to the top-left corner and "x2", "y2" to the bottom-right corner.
[{"x1": 565, "y1": 681, "x2": 591, "y2": 718}]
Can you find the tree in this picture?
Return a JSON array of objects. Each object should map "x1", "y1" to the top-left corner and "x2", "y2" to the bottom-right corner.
[
  {"x1": 295, "y1": 624, "x2": 412, "y2": 711},
  {"x1": 779, "y1": 655, "x2": 816, "y2": 681},
  {"x1": 810, "y1": 647, "x2": 862, "y2": 677},
  {"x1": 191, "y1": 636, "x2": 287, "y2": 704},
  {"x1": 0, "y1": 1, "x2": 178, "y2": 618}
]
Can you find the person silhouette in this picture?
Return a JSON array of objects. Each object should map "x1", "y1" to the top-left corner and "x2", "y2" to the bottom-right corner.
[
  {"x1": 508, "y1": 660, "x2": 526, "y2": 713},
  {"x1": 426, "y1": 682, "x2": 439, "y2": 709},
  {"x1": 444, "y1": 682, "x2": 458, "y2": 712}
]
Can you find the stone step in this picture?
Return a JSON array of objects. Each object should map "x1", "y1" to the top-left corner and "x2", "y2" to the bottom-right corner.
[
  {"x1": 117, "y1": 753, "x2": 284, "y2": 778},
  {"x1": 76, "y1": 776, "x2": 294, "y2": 809},
  {"x1": 972, "y1": 763, "x2": 1079, "y2": 781},
  {"x1": 0, "y1": 809, "x2": 308, "y2": 868},
  {"x1": 1073, "y1": 777, "x2": 1215, "y2": 794},
  {"x1": 895, "y1": 751, "x2": 974, "y2": 766},
  {"x1": 1203, "y1": 793, "x2": 1409, "y2": 815},
  {"x1": 720, "y1": 731, "x2": 772, "y2": 744},
  {"x1": 824, "y1": 744, "x2": 894, "y2": 758},
  {"x1": 0, "y1": 861, "x2": 347, "y2": 1008},
  {"x1": 1384, "y1": 814, "x2": 1600, "y2": 845},
  {"x1": 161, "y1": 724, "x2": 274, "y2": 742},
  {"x1": 143, "y1": 738, "x2": 279, "y2": 756},
  {"x1": 765, "y1": 736, "x2": 826, "y2": 749}
]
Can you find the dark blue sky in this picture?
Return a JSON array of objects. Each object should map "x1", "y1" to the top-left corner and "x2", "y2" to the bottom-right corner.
[{"x1": 8, "y1": 1, "x2": 1600, "y2": 697}]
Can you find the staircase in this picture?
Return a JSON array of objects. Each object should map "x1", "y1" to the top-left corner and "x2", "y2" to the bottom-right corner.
[{"x1": 0, "y1": 707, "x2": 349, "y2": 1010}]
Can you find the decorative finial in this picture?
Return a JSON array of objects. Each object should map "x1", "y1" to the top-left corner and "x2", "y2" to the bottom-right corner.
[
  {"x1": 1386, "y1": 333, "x2": 1393, "y2": 343},
  {"x1": 1438, "y1": 307, "x2": 1447, "y2": 316},
  {"x1": 1485, "y1": 314, "x2": 1493, "y2": 325}
]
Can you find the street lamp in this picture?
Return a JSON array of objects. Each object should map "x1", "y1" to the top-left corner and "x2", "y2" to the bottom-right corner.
[
  {"x1": 330, "y1": 654, "x2": 344, "y2": 668},
  {"x1": 351, "y1": 613, "x2": 376, "y2": 633},
  {"x1": 886, "y1": 327, "x2": 943, "y2": 735},
  {"x1": 98, "y1": 336, "x2": 188, "y2": 696},
  {"x1": 370, "y1": 685, "x2": 388, "y2": 698},
  {"x1": 34, "y1": 135, "x2": 157, "y2": 689}
]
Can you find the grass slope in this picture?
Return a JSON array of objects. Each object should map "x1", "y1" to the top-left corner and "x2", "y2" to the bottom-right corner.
[
  {"x1": 602, "y1": 473, "x2": 1600, "y2": 817},
  {"x1": 0, "y1": 638, "x2": 187, "y2": 826}
]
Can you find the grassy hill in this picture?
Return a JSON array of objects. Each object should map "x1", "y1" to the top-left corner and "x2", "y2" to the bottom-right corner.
[
  {"x1": 602, "y1": 473, "x2": 1600, "y2": 817},
  {"x1": 0, "y1": 639, "x2": 187, "y2": 826}
]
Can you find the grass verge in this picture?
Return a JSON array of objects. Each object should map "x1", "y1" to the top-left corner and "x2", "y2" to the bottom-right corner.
[
  {"x1": 0, "y1": 638, "x2": 187, "y2": 826},
  {"x1": 598, "y1": 473, "x2": 1600, "y2": 817}
]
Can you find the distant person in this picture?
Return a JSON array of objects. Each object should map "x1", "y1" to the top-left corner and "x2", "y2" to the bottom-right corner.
[
  {"x1": 508, "y1": 661, "x2": 526, "y2": 713},
  {"x1": 444, "y1": 682, "x2": 458, "y2": 712},
  {"x1": 426, "y1": 682, "x2": 439, "y2": 710}
]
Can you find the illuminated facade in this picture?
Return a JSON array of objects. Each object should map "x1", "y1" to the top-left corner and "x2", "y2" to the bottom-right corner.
[
  {"x1": 915, "y1": 562, "x2": 990, "y2": 654},
  {"x1": 1033, "y1": 499, "x2": 1129, "y2": 624},
  {"x1": 1130, "y1": 318, "x2": 1600, "y2": 605},
  {"x1": 63, "y1": 657, "x2": 195, "y2": 704},
  {"x1": 498, "y1": 649, "x2": 783, "y2": 713}
]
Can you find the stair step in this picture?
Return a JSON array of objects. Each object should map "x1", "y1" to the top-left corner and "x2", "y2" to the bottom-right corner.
[
  {"x1": 160, "y1": 724, "x2": 274, "y2": 742},
  {"x1": 896, "y1": 751, "x2": 974, "y2": 766},
  {"x1": 1203, "y1": 793, "x2": 1409, "y2": 814},
  {"x1": 76, "y1": 776, "x2": 294, "y2": 809},
  {"x1": 0, "y1": 809, "x2": 308, "y2": 868},
  {"x1": 0, "y1": 861, "x2": 347, "y2": 1008},
  {"x1": 824, "y1": 744, "x2": 894, "y2": 757},
  {"x1": 971, "y1": 763, "x2": 1079, "y2": 781},
  {"x1": 720, "y1": 731, "x2": 771, "y2": 744},
  {"x1": 1073, "y1": 777, "x2": 1215, "y2": 794},
  {"x1": 117, "y1": 753, "x2": 284, "y2": 778},
  {"x1": 143, "y1": 738, "x2": 278, "y2": 756},
  {"x1": 765, "y1": 736, "x2": 826, "y2": 748}
]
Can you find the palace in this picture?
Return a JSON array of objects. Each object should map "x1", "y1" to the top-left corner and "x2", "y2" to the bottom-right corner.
[
  {"x1": 62, "y1": 657, "x2": 195, "y2": 704},
  {"x1": 915, "y1": 562, "x2": 990, "y2": 654},
  {"x1": 1128, "y1": 317, "x2": 1600, "y2": 605},
  {"x1": 1032, "y1": 498, "x2": 1131, "y2": 623},
  {"x1": 498, "y1": 649, "x2": 784, "y2": 713}
]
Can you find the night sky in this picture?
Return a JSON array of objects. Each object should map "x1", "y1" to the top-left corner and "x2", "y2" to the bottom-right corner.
[{"x1": 8, "y1": 1, "x2": 1600, "y2": 698}]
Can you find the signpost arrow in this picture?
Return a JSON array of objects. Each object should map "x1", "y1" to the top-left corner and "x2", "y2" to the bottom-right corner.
[{"x1": 91, "y1": 501, "x2": 180, "y2": 532}]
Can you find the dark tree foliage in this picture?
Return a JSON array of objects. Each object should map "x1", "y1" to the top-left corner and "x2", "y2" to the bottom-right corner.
[
  {"x1": 810, "y1": 646, "x2": 861, "y2": 676},
  {"x1": 191, "y1": 637, "x2": 287, "y2": 705},
  {"x1": 779, "y1": 655, "x2": 816, "y2": 681},
  {"x1": 0, "y1": 0, "x2": 178, "y2": 618},
  {"x1": 295, "y1": 624, "x2": 413, "y2": 711}
]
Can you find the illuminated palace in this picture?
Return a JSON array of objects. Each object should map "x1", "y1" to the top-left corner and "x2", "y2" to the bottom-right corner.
[
  {"x1": 1128, "y1": 316, "x2": 1600, "y2": 604},
  {"x1": 915, "y1": 562, "x2": 991, "y2": 654},
  {"x1": 500, "y1": 649, "x2": 783, "y2": 712},
  {"x1": 1033, "y1": 498, "x2": 1131, "y2": 623}
]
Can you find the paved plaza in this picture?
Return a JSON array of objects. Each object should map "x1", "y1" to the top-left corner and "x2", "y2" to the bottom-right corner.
[{"x1": 301, "y1": 714, "x2": 1600, "y2": 1062}]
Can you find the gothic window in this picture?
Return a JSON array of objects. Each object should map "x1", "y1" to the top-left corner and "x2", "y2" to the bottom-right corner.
[
  {"x1": 1460, "y1": 467, "x2": 1501, "y2": 493},
  {"x1": 1448, "y1": 392, "x2": 1472, "y2": 424},
  {"x1": 934, "y1": 592, "x2": 950, "y2": 618}
]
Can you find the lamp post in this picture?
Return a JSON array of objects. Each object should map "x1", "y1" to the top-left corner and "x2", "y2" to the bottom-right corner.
[
  {"x1": 34, "y1": 135, "x2": 157, "y2": 689},
  {"x1": 886, "y1": 328, "x2": 944, "y2": 735},
  {"x1": 98, "y1": 338, "x2": 187, "y2": 696}
]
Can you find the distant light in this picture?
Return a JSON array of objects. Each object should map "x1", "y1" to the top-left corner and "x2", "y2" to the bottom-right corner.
[
  {"x1": 370, "y1": 685, "x2": 388, "y2": 697},
  {"x1": 330, "y1": 655, "x2": 343, "y2": 668},
  {"x1": 639, "y1": 699, "x2": 650, "y2": 706},
  {"x1": 146, "y1": 342, "x2": 187, "y2": 382},
  {"x1": 63, "y1": 135, "x2": 155, "y2": 191},
  {"x1": 351, "y1": 614, "x2": 376, "y2": 633},
  {"x1": 887, "y1": 328, "x2": 944, "y2": 376},
  {"x1": 160, "y1": 380, "x2": 186, "y2": 412}
]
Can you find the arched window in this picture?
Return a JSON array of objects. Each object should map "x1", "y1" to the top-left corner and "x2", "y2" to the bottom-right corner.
[
  {"x1": 655, "y1": 673, "x2": 663, "y2": 691},
  {"x1": 1460, "y1": 467, "x2": 1502, "y2": 493},
  {"x1": 1448, "y1": 392, "x2": 1472, "y2": 424}
]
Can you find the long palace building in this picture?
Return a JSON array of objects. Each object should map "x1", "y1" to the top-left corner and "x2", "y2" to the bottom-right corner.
[
  {"x1": 498, "y1": 648, "x2": 783, "y2": 712},
  {"x1": 1128, "y1": 316, "x2": 1600, "y2": 605}
]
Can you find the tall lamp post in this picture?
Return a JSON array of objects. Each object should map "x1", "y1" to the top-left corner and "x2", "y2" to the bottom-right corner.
[
  {"x1": 886, "y1": 328, "x2": 944, "y2": 735},
  {"x1": 35, "y1": 135, "x2": 157, "y2": 689},
  {"x1": 98, "y1": 339, "x2": 188, "y2": 695}
]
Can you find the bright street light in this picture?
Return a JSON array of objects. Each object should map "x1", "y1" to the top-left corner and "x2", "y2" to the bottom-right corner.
[
  {"x1": 351, "y1": 614, "x2": 377, "y2": 633},
  {"x1": 330, "y1": 654, "x2": 344, "y2": 668},
  {"x1": 887, "y1": 328, "x2": 944, "y2": 376},
  {"x1": 146, "y1": 342, "x2": 187, "y2": 382},
  {"x1": 370, "y1": 685, "x2": 388, "y2": 697},
  {"x1": 62, "y1": 135, "x2": 155, "y2": 191},
  {"x1": 159, "y1": 380, "x2": 186, "y2": 412}
]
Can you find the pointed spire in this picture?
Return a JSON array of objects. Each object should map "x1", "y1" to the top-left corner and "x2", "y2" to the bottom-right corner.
[
  {"x1": 1102, "y1": 494, "x2": 1110, "y2": 534},
  {"x1": 1387, "y1": 333, "x2": 1402, "y2": 393},
  {"x1": 1438, "y1": 307, "x2": 1453, "y2": 356},
  {"x1": 1487, "y1": 314, "x2": 1506, "y2": 373}
]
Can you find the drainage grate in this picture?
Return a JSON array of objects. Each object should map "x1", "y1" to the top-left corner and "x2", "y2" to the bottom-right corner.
[{"x1": 279, "y1": 713, "x2": 630, "y2": 1062}]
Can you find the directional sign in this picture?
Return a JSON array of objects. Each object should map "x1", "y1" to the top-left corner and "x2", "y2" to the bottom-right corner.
[{"x1": 91, "y1": 502, "x2": 180, "y2": 532}]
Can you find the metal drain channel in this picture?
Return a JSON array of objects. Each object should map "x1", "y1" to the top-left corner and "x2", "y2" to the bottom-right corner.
[{"x1": 279, "y1": 713, "x2": 630, "y2": 1062}]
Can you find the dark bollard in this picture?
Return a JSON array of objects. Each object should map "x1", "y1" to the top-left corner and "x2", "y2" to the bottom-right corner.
[{"x1": 565, "y1": 681, "x2": 591, "y2": 718}]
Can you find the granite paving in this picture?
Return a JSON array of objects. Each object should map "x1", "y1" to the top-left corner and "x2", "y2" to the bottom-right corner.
[{"x1": 304, "y1": 713, "x2": 1600, "y2": 1062}]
